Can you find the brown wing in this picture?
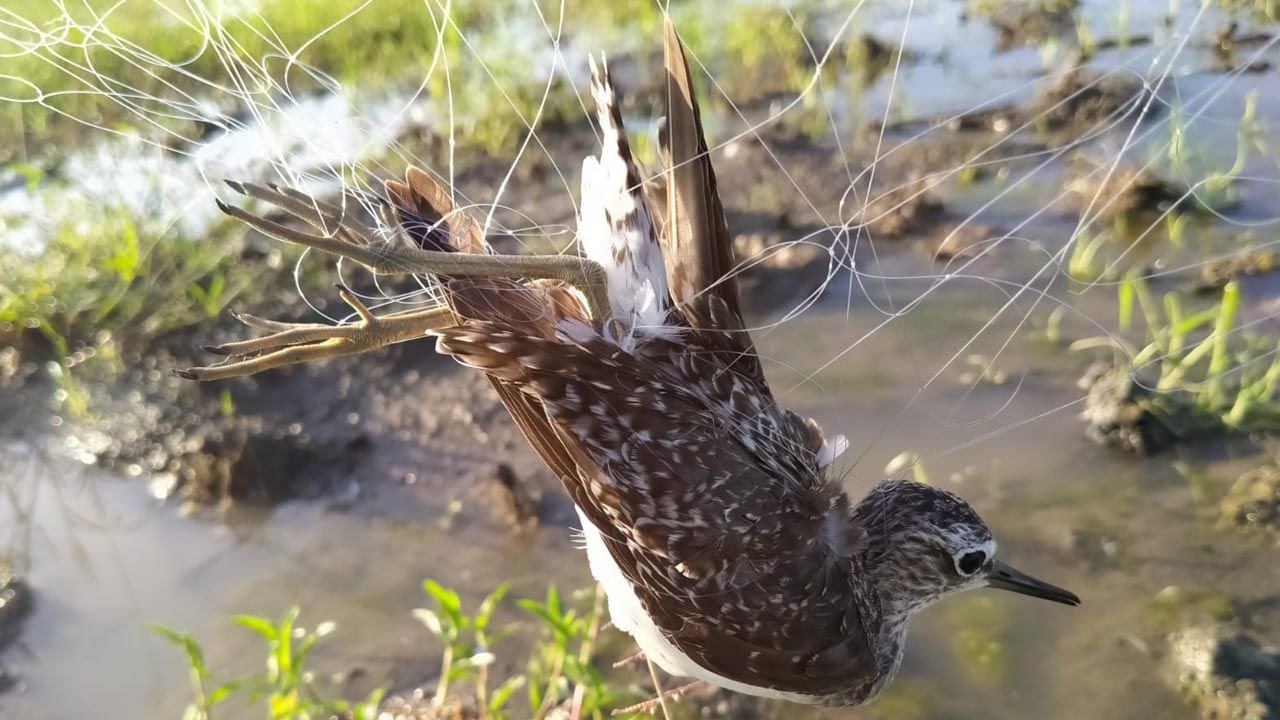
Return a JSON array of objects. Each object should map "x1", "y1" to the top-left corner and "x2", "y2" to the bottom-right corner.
[
  {"x1": 436, "y1": 324, "x2": 875, "y2": 696},
  {"x1": 384, "y1": 168, "x2": 587, "y2": 488},
  {"x1": 659, "y1": 21, "x2": 766, "y2": 389},
  {"x1": 384, "y1": 166, "x2": 485, "y2": 254}
]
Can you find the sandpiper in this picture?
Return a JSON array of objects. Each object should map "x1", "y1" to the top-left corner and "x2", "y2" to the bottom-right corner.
[{"x1": 181, "y1": 20, "x2": 1079, "y2": 706}]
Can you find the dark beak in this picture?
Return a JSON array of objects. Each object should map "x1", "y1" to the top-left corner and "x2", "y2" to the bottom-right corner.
[{"x1": 986, "y1": 560, "x2": 1080, "y2": 606}]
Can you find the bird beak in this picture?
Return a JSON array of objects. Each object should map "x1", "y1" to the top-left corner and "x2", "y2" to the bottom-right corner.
[{"x1": 986, "y1": 560, "x2": 1080, "y2": 606}]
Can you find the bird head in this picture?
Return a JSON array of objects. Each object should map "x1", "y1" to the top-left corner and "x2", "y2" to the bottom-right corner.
[{"x1": 854, "y1": 480, "x2": 1080, "y2": 615}]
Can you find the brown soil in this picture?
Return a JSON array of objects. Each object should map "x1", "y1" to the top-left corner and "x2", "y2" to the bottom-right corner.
[
  {"x1": 979, "y1": 0, "x2": 1080, "y2": 52},
  {"x1": 936, "y1": 66, "x2": 1151, "y2": 142}
]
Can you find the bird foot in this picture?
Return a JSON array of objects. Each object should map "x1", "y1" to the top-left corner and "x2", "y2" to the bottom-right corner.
[
  {"x1": 612, "y1": 680, "x2": 702, "y2": 716},
  {"x1": 176, "y1": 285, "x2": 452, "y2": 381},
  {"x1": 612, "y1": 650, "x2": 646, "y2": 669},
  {"x1": 176, "y1": 176, "x2": 616, "y2": 381},
  {"x1": 214, "y1": 180, "x2": 612, "y2": 320}
]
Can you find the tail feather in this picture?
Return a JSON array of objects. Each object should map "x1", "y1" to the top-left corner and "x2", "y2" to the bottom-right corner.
[
  {"x1": 579, "y1": 54, "x2": 670, "y2": 340},
  {"x1": 659, "y1": 20, "x2": 768, "y2": 390},
  {"x1": 384, "y1": 166, "x2": 486, "y2": 254}
]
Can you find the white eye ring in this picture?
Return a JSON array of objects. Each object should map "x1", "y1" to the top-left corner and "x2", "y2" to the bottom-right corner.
[{"x1": 955, "y1": 550, "x2": 987, "y2": 576}]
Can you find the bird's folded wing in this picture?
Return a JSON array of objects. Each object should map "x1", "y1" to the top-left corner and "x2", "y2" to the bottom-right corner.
[{"x1": 435, "y1": 323, "x2": 870, "y2": 693}]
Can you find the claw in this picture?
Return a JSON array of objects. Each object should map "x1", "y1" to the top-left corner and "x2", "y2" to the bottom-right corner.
[
  {"x1": 178, "y1": 303, "x2": 454, "y2": 381},
  {"x1": 232, "y1": 311, "x2": 303, "y2": 332},
  {"x1": 184, "y1": 173, "x2": 615, "y2": 382},
  {"x1": 335, "y1": 284, "x2": 375, "y2": 323}
]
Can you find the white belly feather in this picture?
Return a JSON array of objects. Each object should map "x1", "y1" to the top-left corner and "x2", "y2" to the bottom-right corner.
[
  {"x1": 571, "y1": 54, "x2": 821, "y2": 705},
  {"x1": 574, "y1": 508, "x2": 817, "y2": 704}
]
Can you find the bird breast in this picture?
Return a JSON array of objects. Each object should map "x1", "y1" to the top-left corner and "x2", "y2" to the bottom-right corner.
[{"x1": 575, "y1": 507, "x2": 821, "y2": 704}]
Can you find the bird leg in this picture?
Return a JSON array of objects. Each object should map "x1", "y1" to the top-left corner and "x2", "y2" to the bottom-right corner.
[
  {"x1": 216, "y1": 181, "x2": 612, "y2": 320},
  {"x1": 612, "y1": 650, "x2": 646, "y2": 669},
  {"x1": 177, "y1": 285, "x2": 452, "y2": 381},
  {"x1": 178, "y1": 181, "x2": 614, "y2": 382},
  {"x1": 646, "y1": 660, "x2": 674, "y2": 720}
]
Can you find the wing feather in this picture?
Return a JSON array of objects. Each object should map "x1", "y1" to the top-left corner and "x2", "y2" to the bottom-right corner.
[
  {"x1": 659, "y1": 21, "x2": 765, "y2": 387},
  {"x1": 434, "y1": 324, "x2": 873, "y2": 696}
]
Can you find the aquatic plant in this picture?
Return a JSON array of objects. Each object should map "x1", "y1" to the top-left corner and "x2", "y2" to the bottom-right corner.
[
  {"x1": 0, "y1": 196, "x2": 286, "y2": 423},
  {"x1": 1074, "y1": 277, "x2": 1280, "y2": 434},
  {"x1": 1167, "y1": 90, "x2": 1265, "y2": 212},
  {"x1": 0, "y1": 204, "x2": 251, "y2": 359},
  {"x1": 1214, "y1": 0, "x2": 1279, "y2": 23},
  {"x1": 944, "y1": 595, "x2": 1011, "y2": 688},
  {"x1": 1066, "y1": 227, "x2": 1115, "y2": 282},
  {"x1": 156, "y1": 582, "x2": 651, "y2": 720},
  {"x1": 885, "y1": 451, "x2": 931, "y2": 485},
  {"x1": 1, "y1": 0, "x2": 482, "y2": 157},
  {"x1": 152, "y1": 608, "x2": 385, "y2": 720},
  {"x1": 414, "y1": 580, "x2": 515, "y2": 712},
  {"x1": 1215, "y1": 445, "x2": 1280, "y2": 537}
]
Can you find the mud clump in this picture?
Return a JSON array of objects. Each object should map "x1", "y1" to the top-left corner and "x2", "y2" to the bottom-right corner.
[
  {"x1": 487, "y1": 462, "x2": 538, "y2": 529},
  {"x1": 881, "y1": 134, "x2": 1046, "y2": 181},
  {"x1": 732, "y1": 230, "x2": 828, "y2": 314},
  {"x1": 855, "y1": 178, "x2": 945, "y2": 239},
  {"x1": 927, "y1": 67, "x2": 1149, "y2": 143},
  {"x1": 839, "y1": 175, "x2": 1001, "y2": 262},
  {"x1": 0, "y1": 561, "x2": 31, "y2": 653},
  {"x1": 60, "y1": 343, "x2": 370, "y2": 507},
  {"x1": 1165, "y1": 625, "x2": 1280, "y2": 720},
  {"x1": 1198, "y1": 250, "x2": 1277, "y2": 293},
  {"x1": 734, "y1": 231, "x2": 825, "y2": 269},
  {"x1": 1217, "y1": 465, "x2": 1280, "y2": 538},
  {"x1": 0, "y1": 559, "x2": 32, "y2": 692},
  {"x1": 978, "y1": 0, "x2": 1079, "y2": 51},
  {"x1": 1067, "y1": 164, "x2": 1190, "y2": 223},
  {"x1": 1213, "y1": 22, "x2": 1277, "y2": 74},
  {"x1": 176, "y1": 420, "x2": 369, "y2": 507},
  {"x1": 930, "y1": 223, "x2": 1003, "y2": 262},
  {"x1": 1030, "y1": 67, "x2": 1149, "y2": 137},
  {"x1": 1078, "y1": 363, "x2": 1201, "y2": 455},
  {"x1": 379, "y1": 692, "x2": 476, "y2": 720}
]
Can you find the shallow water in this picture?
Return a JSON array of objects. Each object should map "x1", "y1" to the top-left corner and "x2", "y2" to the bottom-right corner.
[
  {"x1": 4, "y1": 272, "x2": 1279, "y2": 719},
  {"x1": 0, "y1": 441, "x2": 598, "y2": 719}
]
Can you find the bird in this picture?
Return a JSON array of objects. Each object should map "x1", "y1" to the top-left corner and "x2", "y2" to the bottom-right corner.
[{"x1": 180, "y1": 19, "x2": 1079, "y2": 707}]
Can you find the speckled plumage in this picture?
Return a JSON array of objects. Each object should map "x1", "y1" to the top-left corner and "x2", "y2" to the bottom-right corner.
[
  {"x1": 395, "y1": 21, "x2": 1078, "y2": 706},
  {"x1": 187, "y1": 18, "x2": 1079, "y2": 705}
]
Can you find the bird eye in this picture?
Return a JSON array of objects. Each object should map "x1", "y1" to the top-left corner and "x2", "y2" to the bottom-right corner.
[{"x1": 957, "y1": 550, "x2": 987, "y2": 576}]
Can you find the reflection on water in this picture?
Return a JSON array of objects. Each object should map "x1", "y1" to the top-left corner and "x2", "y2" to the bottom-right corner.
[
  {"x1": 0, "y1": 91, "x2": 419, "y2": 255},
  {"x1": 0, "y1": 439, "x2": 595, "y2": 719}
]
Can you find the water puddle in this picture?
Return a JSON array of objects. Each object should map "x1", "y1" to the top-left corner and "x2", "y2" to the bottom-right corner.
[{"x1": 4, "y1": 273, "x2": 1277, "y2": 718}]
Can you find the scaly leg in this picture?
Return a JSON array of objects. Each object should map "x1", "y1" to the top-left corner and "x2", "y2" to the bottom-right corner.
[
  {"x1": 611, "y1": 670, "x2": 701, "y2": 718},
  {"x1": 217, "y1": 181, "x2": 611, "y2": 321},
  {"x1": 179, "y1": 180, "x2": 612, "y2": 382},
  {"x1": 177, "y1": 286, "x2": 451, "y2": 381},
  {"x1": 612, "y1": 650, "x2": 646, "y2": 669}
]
